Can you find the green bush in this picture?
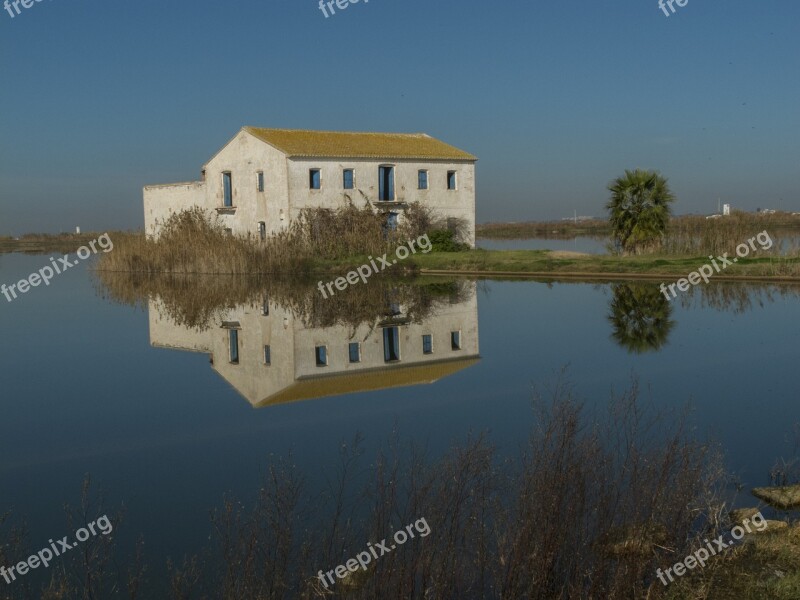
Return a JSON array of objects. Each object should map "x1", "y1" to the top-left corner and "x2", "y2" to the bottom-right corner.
[{"x1": 428, "y1": 229, "x2": 470, "y2": 252}]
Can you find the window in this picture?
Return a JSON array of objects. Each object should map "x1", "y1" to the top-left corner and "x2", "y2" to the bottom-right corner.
[
  {"x1": 343, "y1": 169, "x2": 354, "y2": 190},
  {"x1": 451, "y1": 331, "x2": 461, "y2": 350},
  {"x1": 258, "y1": 222, "x2": 266, "y2": 241},
  {"x1": 223, "y1": 172, "x2": 233, "y2": 206},
  {"x1": 224, "y1": 228, "x2": 233, "y2": 235},
  {"x1": 418, "y1": 170, "x2": 428, "y2": 190},
  {"x1": 263, "y1": 345, "x2": 271, "y2": 365},
  {"x1": 349, "y1": 342, "x2": 361, "y2": 363},
  {"x1": 229, "y1": 329, "x2": 239, "y2": 364},
  {"x1": 422, "y1": 334, "x2": 433, "y2": 354},
  {"x1": 257, "y1": 171, "x2": 264, "y2": 192},
  {"x1": 310, "y1": 169, "x2": 321, "y2": 189},
  {"x1": 315, "y1": 345, "x2": 328, "y2": 366},
  {"x1": 447, "y1": 171, "x2": 457, "y2": 190},
  {"x1": 378, "y1": 166, "x2": 395, "y2": 201},
  {"x1": 262, "y1": 297, "x2": 269, "y2": 316},
  {"x1": 383, "y1": 327, "x2": 400, "y2": 362}
]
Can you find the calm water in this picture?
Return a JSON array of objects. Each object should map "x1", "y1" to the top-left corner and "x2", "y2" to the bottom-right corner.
[
  {"x1": 1, "y1": 252, "x2": 799, "y2": 591},
  {"x1": 477, "y1": 233, "x2": 800, "y2": 255}
]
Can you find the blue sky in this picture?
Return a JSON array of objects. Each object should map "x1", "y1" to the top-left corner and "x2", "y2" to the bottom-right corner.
[{"x1": 0, "y1": 0, "x2": 798, "y2": 233}]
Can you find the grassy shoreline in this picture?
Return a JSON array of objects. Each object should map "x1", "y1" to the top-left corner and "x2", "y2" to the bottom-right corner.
[
  {"x1": 320, "y1": 249, "x2": 800, "y2": 281},
  {"x1": 0, "y1": 232, "x2": 113, "y2": 254}
]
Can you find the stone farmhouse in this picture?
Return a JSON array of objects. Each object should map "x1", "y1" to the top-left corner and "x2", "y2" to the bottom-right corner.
[
  {"x1": 148, "y1": 282, "x2": 481, "y2": 408},
  {"x1": 143, "y1": 127, "x2": 478, "y2": 246}
]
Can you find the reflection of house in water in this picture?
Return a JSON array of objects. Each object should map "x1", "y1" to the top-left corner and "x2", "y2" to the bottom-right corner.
[{"x1": 148, "y1": 285, "x2": 480, "y2": 407}]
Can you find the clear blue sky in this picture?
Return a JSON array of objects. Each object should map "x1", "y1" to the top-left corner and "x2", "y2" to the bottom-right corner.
[{"x1": 0, "y1": 0, "x2": 798, "y2": 233}]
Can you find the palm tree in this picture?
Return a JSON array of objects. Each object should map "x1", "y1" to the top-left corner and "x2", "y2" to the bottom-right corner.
[
  {"x1": 607, "y1": 283, "x2": 675, "y2": 353},
  {"x1": 606, "y1": 169, "x2": 675, "y2": 254}
]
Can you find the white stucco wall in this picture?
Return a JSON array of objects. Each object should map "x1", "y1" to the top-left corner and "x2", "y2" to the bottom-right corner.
[
  {"x1": 293, "y1": 285, "x2": 479, "y2": 379},
  {"x1": 209, "y1": 302, "x2": 298, "y2": 405},
  {"x1": 202, "y1": 130, "x2": 291, "y2": 238},
  {"x1": 286, "y1": 158, "x2": 476, "y2": 246},
  {"x1": 143, "y1": 181, "x2": 206, "y2": 238}
]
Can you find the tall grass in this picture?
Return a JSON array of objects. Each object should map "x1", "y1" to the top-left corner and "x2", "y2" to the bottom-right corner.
[
  {"x1": 95, "y1": 203, "x2": 441, "y2": 275},
  {"x1": 662, "y1": 212, "x2": 800, "y2": 257},
  {"x1": 477, "y1": 220, "x2": 610, "y2": 240}
]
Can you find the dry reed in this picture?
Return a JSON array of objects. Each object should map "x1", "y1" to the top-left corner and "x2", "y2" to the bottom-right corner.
[{"x1": 95, "y1": 203, "x2": 441, "y2": 275}]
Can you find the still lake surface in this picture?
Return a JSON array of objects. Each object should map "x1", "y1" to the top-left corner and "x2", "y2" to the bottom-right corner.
[{"x1": 1, "y1": 251, "x2": 799, "y2": 589}]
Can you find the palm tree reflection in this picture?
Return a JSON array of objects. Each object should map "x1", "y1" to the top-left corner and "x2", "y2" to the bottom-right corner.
[{"x1": 607, "y1": 283, "x2": 675, "y2": 353}]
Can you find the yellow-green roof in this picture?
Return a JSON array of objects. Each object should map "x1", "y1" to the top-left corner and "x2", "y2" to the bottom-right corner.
[
  {"x1": 244, "y1": 127, "x2": 477, "y2": 161},
  {"x1": 254, "y1": 356, "x2": 480, "y2": 408}
]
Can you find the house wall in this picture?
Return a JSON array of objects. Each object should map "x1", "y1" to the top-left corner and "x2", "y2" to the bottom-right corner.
[
  {"x1": 293, "y1": 283, "x2": 479, "y2": 379},
  {"x1": 147, "y1": 298, "x2": 210, "y2": 352},
  {"x1": 202, "y1": 130, "x2": 291, "y2": 238},
  {"x1": 143, "y1": 181, "x2": 206, "y2": 238},
  {"x1": 209, "y1": 301, "x2": 298, "y2": 405},
  {"x1": 286, "y1": 158, "x2": 476, "y2": 246}
]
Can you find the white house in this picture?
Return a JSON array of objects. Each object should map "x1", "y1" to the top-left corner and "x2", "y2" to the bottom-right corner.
[
  {"x1": 143, "y1": 127, "x2": 478, "y2": 246},
  {"x1": 148, "y1": 282, "x2": 481, "y2": 408}
]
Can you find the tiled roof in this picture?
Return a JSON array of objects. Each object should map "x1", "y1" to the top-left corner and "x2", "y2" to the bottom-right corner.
[
  {"x1": 244, "y1": 127, "x2": 477, "y2": 161},
  {"x1": 254, "y1": 356, "x2": 481, "y2": 407}
]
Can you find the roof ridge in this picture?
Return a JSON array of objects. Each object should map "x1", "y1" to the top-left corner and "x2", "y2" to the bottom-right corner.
[{"x1": 245, "y1": 126, "x2": 428, "y2": 137}]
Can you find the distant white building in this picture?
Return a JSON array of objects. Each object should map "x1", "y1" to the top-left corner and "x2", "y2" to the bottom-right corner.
[
  {"x1": 144, "y1": 127, "x2": 478, "y2": 246},
  {"x1": 722, "y1": 203, "x2": 731, "y2": 216}
]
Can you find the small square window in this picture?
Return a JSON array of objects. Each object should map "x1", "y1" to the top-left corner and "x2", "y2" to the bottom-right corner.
[
  {"x1": 257, "y1": 171, "x2": 264, "y2": 192},
  {"x1": 315, "y1": 345, "x2": 328, "y2": 366},
  {"x1": 422, "y1": 334, "x2": 433, "y2": 354},
  {"x1": 451, "y1": 331, "x2": 461, "y2": 350},
  {"x1": 310, "y1": 169, "x2": 321, "y2": 190},
  {"x1": 343, "y1": 169, "x2": 354, "y2": 190},
  {"x1": 447, "y1": 171, "x2": 457, "y2": 190},
  {"x1": 349, "y1": 342, "x2": 361, "y2": 363},
  {"x1": 264, "y1": 345, "x2": 271, "y2": 365},
  {"x1": 418, "y1": 170, "x2": 428, "y2": 190}
]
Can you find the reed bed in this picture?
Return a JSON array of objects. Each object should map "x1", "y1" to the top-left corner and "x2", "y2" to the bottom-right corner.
[
  {"x1": 94, "y1": 269, "x2": 473, "y2": 331},
  {"x1": 95, "y1": 203, "x2": 440, "y2": 275},
  {"x1": 1, "y1": 379, "x2": 726, "y2": 600},
  {"x1": 662, "y1": 212, "x2": 800, "y2": 257},
  {"x1": 477, "y1": 219, "x2": 610, "y2": 240}
]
